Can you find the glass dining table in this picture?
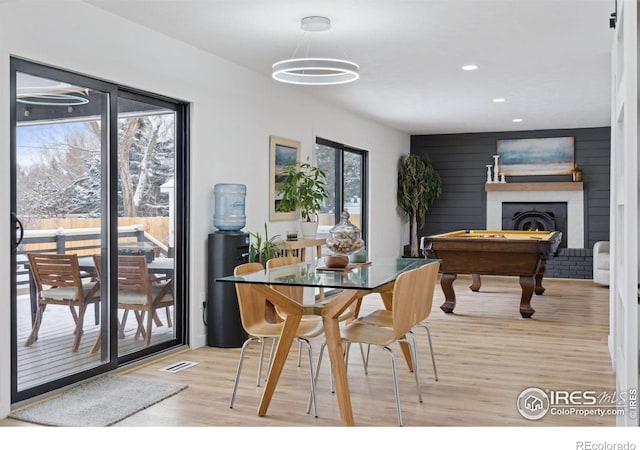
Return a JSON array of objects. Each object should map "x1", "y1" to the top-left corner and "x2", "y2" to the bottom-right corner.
[{"x1": 216, "y1": 256, "x2": 438, "y2": 426}]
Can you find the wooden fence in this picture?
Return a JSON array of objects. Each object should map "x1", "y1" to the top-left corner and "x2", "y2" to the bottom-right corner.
[
  {"x1": 19, "y1": 217, "x2": 169, "y2": 255},
  {"x1": 15, "y1": 217, "x2": 170, "y2": 289}
]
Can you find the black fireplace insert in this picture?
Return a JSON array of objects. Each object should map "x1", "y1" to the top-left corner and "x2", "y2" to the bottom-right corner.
[{"x1": 501, "y1": 202, "x2": 568, "y2": 248}]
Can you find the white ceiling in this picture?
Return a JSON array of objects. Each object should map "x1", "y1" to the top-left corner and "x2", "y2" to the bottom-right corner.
[{"x1": 87, "y1": 0, "x2": 615, "y2": 135}]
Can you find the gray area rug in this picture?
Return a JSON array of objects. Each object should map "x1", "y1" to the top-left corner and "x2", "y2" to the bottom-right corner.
[{"x1": 10, "y1": 374, "x2": 187, "y2": 427}]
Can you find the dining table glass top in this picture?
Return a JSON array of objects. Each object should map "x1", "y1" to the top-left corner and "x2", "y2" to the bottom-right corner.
[{"x1": 216, "y1": 257, "x2": 439, "y2": 291}]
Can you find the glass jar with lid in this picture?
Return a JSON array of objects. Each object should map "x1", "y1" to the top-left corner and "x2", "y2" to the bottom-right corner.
[{"x1": 325, "y1": 211, "x2": 364, "y2": 268}]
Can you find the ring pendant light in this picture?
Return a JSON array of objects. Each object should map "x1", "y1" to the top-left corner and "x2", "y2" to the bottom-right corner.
[{"x1": 272, "y1": 16, "x2": 359, "y2": 86}]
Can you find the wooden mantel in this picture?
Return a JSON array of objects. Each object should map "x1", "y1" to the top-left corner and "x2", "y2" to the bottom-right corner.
[{"x1": 485, "y1": 182, "x2": 583, "y2": 192}]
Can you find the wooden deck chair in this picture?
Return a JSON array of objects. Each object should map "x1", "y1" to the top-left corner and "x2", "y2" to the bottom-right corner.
[
  {"x1": 25, "y1": 253, "x2": 101, "y2": 352},
  {"x1": 115, "y1": 255, "x2": 174, "y2": 346}
]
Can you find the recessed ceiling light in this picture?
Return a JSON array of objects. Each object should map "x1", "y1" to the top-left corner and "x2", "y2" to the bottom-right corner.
[
  {"x1": 492, "y1": 98, "x2": 506, "y2": 103},
  {"x1": 461, "y1": 64, "x2": 478, "y2": 71},
  {"x1": 512, "y1": 118, "x2": 523, "y2": 123}
]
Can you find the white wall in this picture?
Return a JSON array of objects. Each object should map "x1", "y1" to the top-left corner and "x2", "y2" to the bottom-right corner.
[{"x1": 0, "y1": 2, "x2": 409, "y2": 417}]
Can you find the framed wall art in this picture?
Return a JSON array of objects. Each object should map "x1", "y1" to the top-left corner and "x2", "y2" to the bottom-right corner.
[
  {"x1": 496, "y1": 136, "x2": 575, "y2": 176},
  {"x1": 269, "y1": 135, "x2": 300, "y2": 221}
]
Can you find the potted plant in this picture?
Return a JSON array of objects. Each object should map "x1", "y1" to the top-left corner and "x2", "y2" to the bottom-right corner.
[
  {"x1": 397, "y1": 153, "x2": 442, "y2": 257},
  {"x1": 248, "y1": 223, "x2": 284, "y2": 264},
  {"x1": 276, "y1": 159, "x2": 328, "y2": 238}
]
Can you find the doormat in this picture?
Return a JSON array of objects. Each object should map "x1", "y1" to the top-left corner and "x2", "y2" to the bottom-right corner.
[{"x1": 9, "y1": 374, "x2": 187, "y2": 427}]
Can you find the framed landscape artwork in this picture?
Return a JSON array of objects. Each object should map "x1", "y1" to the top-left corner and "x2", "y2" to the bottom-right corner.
[
  {"x1": 269, "y1": 135, "x2": 300, "y2": 221},
  {"x1": 496, "y1": 136, "x2": 575, "y2": 176}
]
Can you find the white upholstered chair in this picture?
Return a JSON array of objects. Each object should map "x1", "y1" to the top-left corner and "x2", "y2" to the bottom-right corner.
[{"x1": 593, "y1": 241, "x2": 610, "y2": 286}]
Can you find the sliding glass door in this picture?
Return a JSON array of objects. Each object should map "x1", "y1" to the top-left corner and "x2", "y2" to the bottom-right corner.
[{"x1": 10, "y1": 58, "x2": 188, "y2": 402}]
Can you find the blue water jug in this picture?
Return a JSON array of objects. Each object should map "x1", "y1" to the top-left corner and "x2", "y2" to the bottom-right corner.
[{"x1": 213, "y1": 184, "x2": 246, "y2": 231}]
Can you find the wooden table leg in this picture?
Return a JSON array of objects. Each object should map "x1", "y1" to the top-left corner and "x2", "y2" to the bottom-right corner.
[
  {"x1": 321, "y1": 289, "x2": 365, "y2": 426},
  {"x1": 323, "y1": 315, "x2": 354, "y2": 426},
  {"x1": 257, "y1": 311, "x2": 302, "y2": 416},
  {"x1": 518, "y1": 275, "x2": 536, "y2": 318},
  {"x1": 317, "y1": 244, "x2": 325, "y2": 301},
  {"x1": 251, "y1": 284, "x2": 304, "y2": 417},
  {"x1": 380, "y1": 284, "x2": 414, "y2": 372},
  {"x1": 440, "y1": 273, "x2": 457, "y2": 313}
]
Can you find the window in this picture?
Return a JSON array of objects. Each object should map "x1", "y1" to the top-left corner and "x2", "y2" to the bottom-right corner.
[{"x1": 315, "y1": 137, "x2": 368, "y2": 244}]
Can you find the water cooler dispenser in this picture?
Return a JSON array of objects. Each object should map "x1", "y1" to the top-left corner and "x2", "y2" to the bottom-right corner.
[{"x1": 206, "y1": 184, "x2": 249, "y2": 347}]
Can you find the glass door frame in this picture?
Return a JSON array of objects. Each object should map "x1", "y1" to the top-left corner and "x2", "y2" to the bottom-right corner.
[{"x1": 10, "y1": 57, "x2": 189, "y2": 403}]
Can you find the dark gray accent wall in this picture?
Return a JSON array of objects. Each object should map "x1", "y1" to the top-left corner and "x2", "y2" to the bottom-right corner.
[{"x1": 410, "y1": 127, "x2": 611, "y2": 278}]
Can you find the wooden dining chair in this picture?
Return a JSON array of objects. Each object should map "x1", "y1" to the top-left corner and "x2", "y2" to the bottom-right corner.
[
  {"x1": 315, "y1": 264, "x2": 432, "y2": 426},
  {"x1": 25, "y1": 253, "x2": 101, "y2": 352},
  {"x1": 265, "y1": 256, "x2": 328, "y2": 355},
  {"x1": 356, "y1": 261, "x2": 441, "y2": 381},
  {"x1": 229, "y1": 262, "x2": 325, "y2": 417},
  {"x1": 406, "y1": 262, "x2": 440, "y2": 381}
]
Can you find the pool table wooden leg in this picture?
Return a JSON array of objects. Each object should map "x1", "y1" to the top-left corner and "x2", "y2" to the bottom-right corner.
[
  {"x1": 534, "y1": 262, "x2": 547, "y2": 295},
  {"x1": 440, "y1": 273, "x2": 457, "y2": 313},
  {"x1": 469, "y1": 273, "x2": 481, "y2": 291},
  {"x1": 518, "y1": 276, "x2": 536, "y2": 318}
]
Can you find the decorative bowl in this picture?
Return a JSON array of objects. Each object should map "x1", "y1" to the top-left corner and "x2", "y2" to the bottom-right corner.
[{"x1": 324, "y1": 254, "x2": 350, "y2": 269}]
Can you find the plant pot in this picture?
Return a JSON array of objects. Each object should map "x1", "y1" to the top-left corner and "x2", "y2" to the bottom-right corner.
[{"x1": 300, "y1": 221, "x2": 318, "y2": 239}]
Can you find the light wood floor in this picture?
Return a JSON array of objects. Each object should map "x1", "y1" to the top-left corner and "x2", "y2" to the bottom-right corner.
[{"x1": 2, "y1": 275, "x2": 616, "y2": 427}]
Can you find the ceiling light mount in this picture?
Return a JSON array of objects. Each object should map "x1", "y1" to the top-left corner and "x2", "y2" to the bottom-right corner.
[
  {"x1": 301, "y1": 16, "x2": 331, "y2": 32},
  {"x1": 272, "y1": 16, "x2": 359, "y2": 86}
]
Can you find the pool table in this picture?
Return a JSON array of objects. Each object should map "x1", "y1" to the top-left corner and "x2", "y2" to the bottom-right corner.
[{"x1": 421, "y1": 229, "x2": 562, "y2": 318}]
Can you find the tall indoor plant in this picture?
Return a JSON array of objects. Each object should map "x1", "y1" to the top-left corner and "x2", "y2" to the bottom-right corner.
[
  {"x1": 397, "y1": 153, "x2": 442, "y2": 257},
  {"x1": 276, "y1": 159, "x2": 328, "y2": 238}
]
